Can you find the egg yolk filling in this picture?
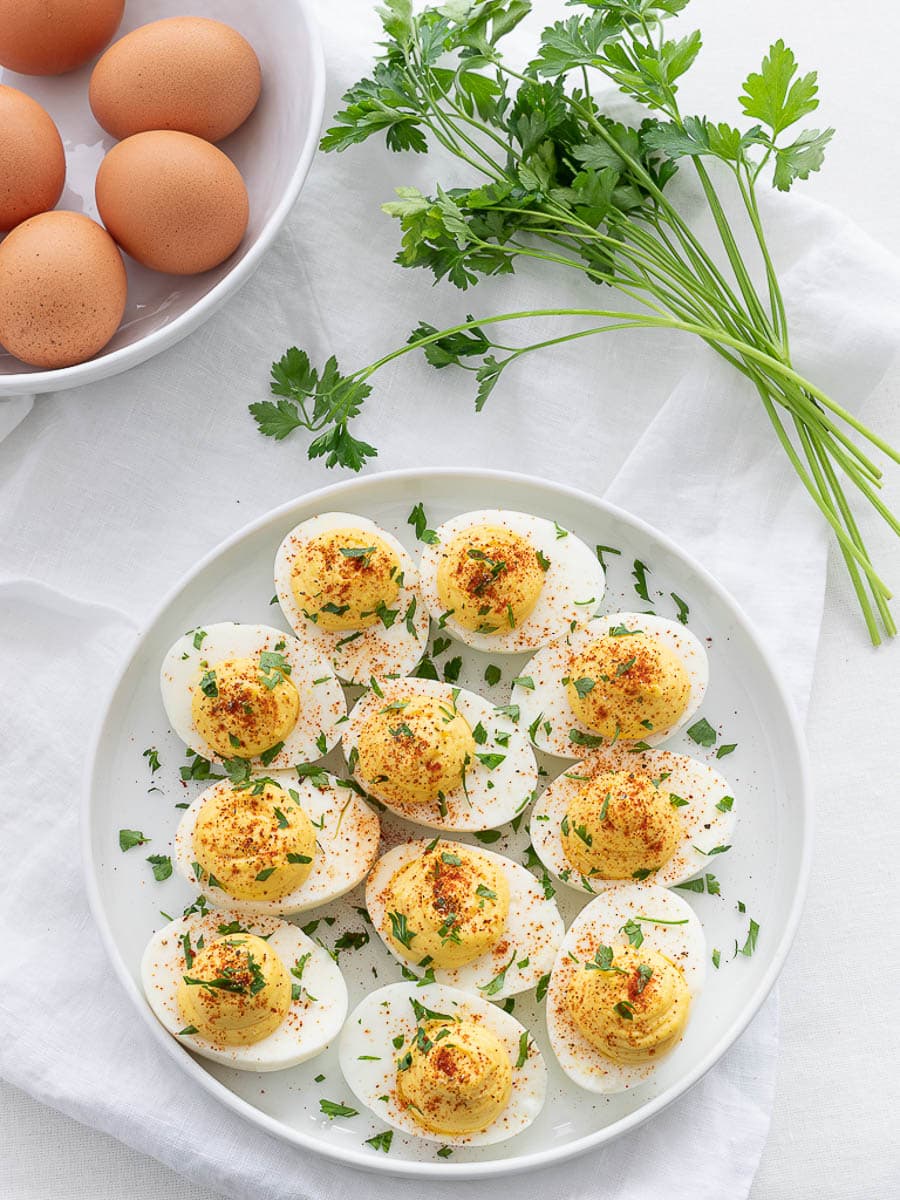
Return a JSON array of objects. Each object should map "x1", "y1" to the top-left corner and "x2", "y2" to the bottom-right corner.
[
  {"x1": 356, "y1": 694, "x2": 476, "y2": 806},
  {"x1": 566, "y1": 943, "x2": 691, "y2": 1065},
  {"x1": 436, "y1": 524, "x2": 546, "y2": 634},
  {"x1": 192, "y1": 782, "x2": 316, "y2": 900},
  {"x1": 561, "y1": 771, "x2": 683, "y2": 880},
  {"x1": 382, "y1": 843, "x2": 510, "y2": 969},
  {"x1": 396, "y1": 1017, "x2": 513, "y2": 1134},
  {"x1": 566, "y1": 631, "x2": 690, "y2": 739},
  {"x1": 191, "y1": 655, "x2": 299, "y2": 757},
  {"x1": 290, "y1": 527, "x2": 401, "y2": 631},
  {"x1": 177, "y1": 933, "x2": 291, "y2": 1046}
]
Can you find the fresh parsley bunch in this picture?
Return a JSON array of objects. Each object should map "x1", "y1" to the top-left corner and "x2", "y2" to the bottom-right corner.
[{"x1": 251, "y1": 0, "x2": 899, "y2": 642}]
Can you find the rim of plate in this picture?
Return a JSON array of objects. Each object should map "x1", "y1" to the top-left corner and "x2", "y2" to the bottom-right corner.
[
  {"x1": 0, "y1": 0, "x2": 325, "y2": 397},
  {"x1": 82, "y1": 467, "x2": 813, "y2": 1180}
]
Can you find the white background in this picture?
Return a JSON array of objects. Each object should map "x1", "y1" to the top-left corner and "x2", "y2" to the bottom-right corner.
[{"x1": 2, "y1": 0, "x2": 899, "y2": 1197}]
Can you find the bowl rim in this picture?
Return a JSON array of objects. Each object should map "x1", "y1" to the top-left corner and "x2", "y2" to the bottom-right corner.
[
  {"x1": 0, "y1": 0, "x2": 326, "y2": 397},
  {"x1": 82, "y1": 466, "x2": 814, "y2": 1181}
]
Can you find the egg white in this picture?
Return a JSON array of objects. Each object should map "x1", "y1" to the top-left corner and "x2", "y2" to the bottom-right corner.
[
  {"x1": 342, "y1": 676, "x2": 538, "y2": 832},
  {"x1": 173, "y1": 770, "x2": 381, "y2": 916},
  {"x1": 160, "y1": 622, "x2": 346, "y2": 768},
  {"x1": 365, "y1": 838, "x2": 564, "y2": 999},
  {"x1": 530, "y1": 746, "x2": 736, "y2": 895},
  {"x1": 418, "y1": 509, "x2": 605, "y2": 654},
  {"x1": 338, "y1": 982, "x2": 547, "y2": 1145},
  {"x1": 141, "y1": 910, "x2": 348, "y2": 1072},
  {"x1": 546, "y1": 883, "x2": 705, "y2": 1093},
  {"x1": 274, "y1": 512, "x2": 429, "y2": 685},
  {"x1": 513, "y1": 612, "x2": 709, "y2": 759}
]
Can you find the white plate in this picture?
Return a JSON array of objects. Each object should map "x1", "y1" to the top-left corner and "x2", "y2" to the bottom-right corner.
[
  {"x1": 0, "y1": 0, "x2": 324, "y2": 394},
  {"x1": 83, "y1": 468, "x2": 812, "y2": 1179}
]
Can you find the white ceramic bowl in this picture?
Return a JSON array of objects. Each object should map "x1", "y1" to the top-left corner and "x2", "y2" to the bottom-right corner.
[{"x1": 0, "y1": 0, "x2": 324, "y2": 395}]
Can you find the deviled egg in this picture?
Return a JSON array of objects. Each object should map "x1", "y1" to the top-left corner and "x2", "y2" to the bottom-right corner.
[
  {"x1": 141, "y1": 910, "x2": 347, "y2": 1071},
  {"x1": 513, "y1": 612, "x2": 708, "y2": 758},
  {"x1": 173, "y1": 769, "x2": 380, "y2": 915},
  {"x1": 365, "y1": 838, "x2": 563, "y2": 999},
  {"x1": 546, "y1": 883, "x2": 705, "y2": 1092},
  {"x1": 341, "y1": 676, "x2": 538, "y2": 831},
  {"x1": 274, "y1": 512, "x2": 429, "y2": 684},
  {"x1": 418, "y1": 508, "x2": 605, "y2": 653},
  {"x1": 339, "y1": 982, "x2": 546, "y2": 1144},
  {"x1": 160, "y1": 622, "x2": 346, "y2": 769},
  {"x1": 530, "y1": 746, "x2": 735, "y2": 894}
]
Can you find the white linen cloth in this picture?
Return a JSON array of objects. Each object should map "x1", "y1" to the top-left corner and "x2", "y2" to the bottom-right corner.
[{"x1": 1, "y1": 3, "x2": 899, "y2": 1197}]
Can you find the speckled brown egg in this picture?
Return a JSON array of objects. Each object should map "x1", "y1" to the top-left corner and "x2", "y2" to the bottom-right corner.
[
  {"x1": 95, "y1": 131, "x2": 249, "y2": 275},
  {"x1": 89, "y1": 17, "x2": 261, "y2": 143},
  {"x1": 0, "y1": 212, "x2": 127, "y2": 369},
  {"x1": 0, "y1": 0, "x2": 124, "y2": 76},
  {"x1": 0, "y1": 86, "x2": 65, "y2": 232}
]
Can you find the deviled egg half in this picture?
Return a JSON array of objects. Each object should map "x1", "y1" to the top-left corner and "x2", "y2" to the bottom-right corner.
[
  {"x1": 274, "y1": 512, "x2": 429, "y2": 684},
  {"x1": 341, "y1": 676, "x2": 538, "y2": 831},
  {"x1": 339, "y1": 982, "x2": 546, "y2": 1145},
  {"x1": 514, "y1": 612, "x2": 708, "y2": 759},
  {"x1": 173, "y1": 769, "x2": 380, "y2": 915},
  {"x1": 366, "y1": 838, "x2": 563, "y2": 999},
  {"x1": 546, "y1": 883, "x2": 705, "y2": 1093},
  {"x1": 142, "y1": 910, "x2": 347, "y2": 1071},
  {"x1": 160, "y1": 622, "x2": 346, "y2": 769},
  {"x1": 418, "y1": 508, "x2": 605, "y2": 654},
  {"x1": 530, "y1": 745, "x2": 735, "y2": 894}
]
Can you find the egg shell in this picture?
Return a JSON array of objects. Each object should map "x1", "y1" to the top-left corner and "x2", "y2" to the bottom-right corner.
[
  {"x1": 0, "y1": 86, "x2": 65, "y2": 232},
  {"x1": 365, "y1": 838, "x2": 564, "y2": 998},
  {"x1": 174, "y1": 771, "x2": 380, "y2": 916},
  {"x1": 513, "y1": 612, "x2": 709, "y2": 759},
  {"x1": 0, "y1": 0, "x2": 123, "y2": 75},
  {"x1": 141, "y1": 911, "x2": 347, "y2": 1072},
  {"x1": 342, "y1": 676, "x2": 538, "y2": 832},
  {"x1": 95, "y1": 131, "x2": 249, "y2": 275},
  {"x1": 159, "y1": 622, "x2": 346, "y2": 769},
  {"x1": 545, "y1": 883, "x2": 705, "y2": 1093},
  {"x1": 339, "y1": 981, "x2": 547, "y2": 1145},
  {"x1": 274, "y1": 512, "x2": 429, "y2": 685},
  {"x1": 418, "y1": 508, "x2": 605, "y2": 654},
  {"x1": 530, "y1": 746, "x2": 736, "y2": 894},
  {"x1": 89, "y1": 17, "x2": 261, "y2": 143},
  {"x1": 0, "y1": 211, "x2": 126, "y2": 369}
]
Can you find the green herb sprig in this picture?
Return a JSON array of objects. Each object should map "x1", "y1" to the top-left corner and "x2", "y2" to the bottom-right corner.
[{"x1": 252, "y1": 0, "x2": 898, "y2": 643}]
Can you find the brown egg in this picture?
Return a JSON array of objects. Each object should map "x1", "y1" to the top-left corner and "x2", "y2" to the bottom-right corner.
[
  {"x1": 90, "y1": 17, "x2": 261, "y2": 143},
  {"x1": 0, "y1": 86, "x2": 65, "y2": 232},
  {"x1": 0, "y1": 0, "x2": 124, "y2": 76},
  {"x1": 0, "y1": 212, "x2": 126, "y2": 369},
  {"x1": 96, "y1": 131, "x2": 249, "y2": 275}
]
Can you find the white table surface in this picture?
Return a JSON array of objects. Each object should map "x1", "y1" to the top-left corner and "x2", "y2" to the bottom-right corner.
[{"x1": 3, "y1": 1, "x2": 898, "y2": 1197}]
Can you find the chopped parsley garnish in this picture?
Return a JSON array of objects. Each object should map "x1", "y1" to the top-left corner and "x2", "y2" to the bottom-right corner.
[
  {"x1": 632, "y1": 559, "x2": 651, "y2": 602},
  {"x1": 572, "y1": 677, "x2": 595, "y2": 698},
  {"x1": 441, "y1": 851, "x2": 462, "y2": 866},
  {"x1": 738, "y1": 919, "x2": 760, "y2": 957},
  {"x1": 671, "y1": 592, "x2": 690, "y2": 624},
  {"x1": 608, "y1": 623, "x2": 640, "y2": 637},
  {"x1": 716, "y1": 795, "x2": 734, "y2": 812},
  {"x1": 142, "y1": 747, "x2": 161, "y2": 774},
  {"x1": 493, "y1": 703, "x2": 519, "y2": 722},
  {"x1": 388, "y1": 911, "x2": 416, "y2": 949},
  {"x1": 476, "y1": 752, "x2": 505, "y2": 770},
  {"x1": 554, "y1": 522, "x2": 568, "y2": 539},
  {"x1": 192, "y1": 629, "x2": 207, "y2": 650},
  {"x1": 614, "y1": 1000, "x2": 635, "y2": 1020},
  {"x1": 198, "y1": 670, "x2": 218, "y2": 698},
  {"x1": 365, "y1": 1130, "x2": 393, "y2": 1153},
  {"x1": 712, "y1": 948, "x2": 721, "y2": 969},
  {"x1": 479, "y1": 951, "x2": 516, "y2": 996},
  {"x1": 408, "y1": 502, "x2": 439, "y2": 544},
  {"x1": 536, "y1": 973, "x2": 550, "y2": 1002},
  {"x1": 147, "y1": 854, "x2": 172, "y2": 881},
  {"x1": 339, "y1": 544, "x2": 376, "y2": 560},
  {"x1": 287, "y1": 852, "x2": 313, "y2": 864},
  {"x1": 515, "y1": 1030, "x2": 530, "y2": 1069},
  {"x1": 473, "y1": 829, "x2": 502, "y2": 844},
  {"x1": 631, "y1": 867, "x2": 656, "y2": 880},
  {"x1": 334, "y1": 930, "x2": 369, "y2": 953},
  {"x1": 568, "y1": 728, "x2": 604, "y2": 748},
  {"x1": 484, "y1": 663, "x2": 501, "y2": 686},
  {"x1": 437, "y1": 1146, "x2": 453, "y2": 1158},
  {"x1": 296, "y1": 762, "x2": 329, "y2": 788},
  {"x1": 255, "y1": 867, "x2": 276, "y2": 881},
  {"x1": 471, "y1": 720, "x2": 488, "y2": 744},
  {"x1": 586, "y1": 945, "x2": 627, "y2": 974},
  {"x1": 536, "y1": 549, "x2": 551, "y2": 571},
  {"x1": 595, "y1": 544, "x2": 621, "y2": 571},
  {"x1": 511, "y1": 674, "x2": 534, "y2": 690},
  {"x1": 443, "y1": 655, "x2": 462, "y2": 682},
  {"x1": 119, "y1": 828, "x2": 148, "y2": 851},
  {"x1": 319, "y1": 1099, "x2": 359, "y2": 1120},
  {"x1": 635, "y1": 964, "x2": 654, "y2": 994},
  {"x1": 716, "y1": 743, "x2": 738, "y2": 758},
  {"x1": 687, "y1": 717, "x2": 717, "y2": 747},
  {"x1": 621, "y1": 919, "x2": 644, "y2": 948},
  {"x1": 694, "y1": 843, "x2": 731, "y2": 856}
]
